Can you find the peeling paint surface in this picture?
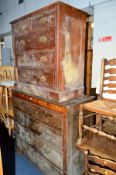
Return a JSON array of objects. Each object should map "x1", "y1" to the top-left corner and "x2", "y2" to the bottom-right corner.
[{"x1": 61, "y1": 27, "x2": 79, "y2": 88}]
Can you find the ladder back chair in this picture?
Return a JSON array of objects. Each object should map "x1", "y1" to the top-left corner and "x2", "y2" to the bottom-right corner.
[
  {"x1": 0, "y1": 66, "x2": 16, "y2": 135},
  {"x1": 75, "y1": 58, "x2": 116, "y2": 175}
]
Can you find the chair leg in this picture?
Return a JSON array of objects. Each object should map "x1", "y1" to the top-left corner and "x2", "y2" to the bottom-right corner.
[
  {"x1": 84, "y1": 150, "x2": 89, "y2": 175},
  {"x1": 0, "y1": 87, "x2": 3, "y2": 107},
  {"x1": 4, "y1": 87, "x2": 9, "y2": 114},
  {"x1": 77, "y1": 105, "x2": 84, "y2": 144},
  {"x1": 96, "y1": 114, "x2": 102, "y2": 130}
]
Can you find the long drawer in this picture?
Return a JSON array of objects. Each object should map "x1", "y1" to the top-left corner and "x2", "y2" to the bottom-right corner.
[
  {"x1": 30, "y1": 103, "x2": 63, "y2": 133},
  {"x1": 16, "y1": 123, "x2": 63, "y2": 170},
  {"x1": 14, "y1": 109, "x2": 63, "y2": 150},
  {"x1": 17, "y1": 138, "x2": 63, "y2": 175},
  {"x1": 12, "y1": 6, "x2": 56, "y2": 37},
  {"x1": 16, "y1": 50, "x2": 55, "y2": 68},
  {"x1": 13, "y1": 96, "x2": 63, "y2": 133},
  {"x1": 18, "y1": 68, "x2": 55, "y2": 88},
  {"x1": 15, "y1": 29, "x2": 55, "y2": 52},
  {"x1": 13, "y1": 97, "x2": 31, "y2": 115}
]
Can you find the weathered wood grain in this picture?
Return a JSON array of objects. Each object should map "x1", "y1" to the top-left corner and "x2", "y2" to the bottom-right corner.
[
  {"x1": 16, "y1": 123, "x2": 63, "y2": 170},
  {"x1": 14, "y1": 109, "x2": 63, "y2": 150},
  {"x1": 17, "y1": 138, "x2": 63, "y2": 175}
]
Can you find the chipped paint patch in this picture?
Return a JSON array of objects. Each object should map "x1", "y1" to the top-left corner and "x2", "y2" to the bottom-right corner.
[{"x1": 61, "y1": 26, "x2": 79, "y2": 88}]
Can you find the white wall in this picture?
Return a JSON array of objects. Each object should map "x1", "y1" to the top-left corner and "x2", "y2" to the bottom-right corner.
[
  {"x1": 0, "y1": 0, "x2": 109, "y2": 35},
  {"x1": 92, "y1": 0, "x2": 116, "y2": 87}
]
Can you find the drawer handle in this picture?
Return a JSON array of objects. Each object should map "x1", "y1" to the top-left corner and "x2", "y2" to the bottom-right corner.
[
  {"x1": 40, "y1": 56, "x2": 48, "y2": 63},
  {"x1": 40, "y1": 75, "x2": 46, "y2": 82},
  {"x1": 39, "y1": 36, "x2": 48, "y2": 44},
  {"x1": 39, "y1": 17, "x2": 48, "y2": 24}
]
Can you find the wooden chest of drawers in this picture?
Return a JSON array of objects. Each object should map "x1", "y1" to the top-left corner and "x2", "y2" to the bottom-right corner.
[
  {"x1": 13, "y1": 90, "x2": 93, "y2": 175},
  {"x1": 11, "y1": 2, "x2": 87, "y2": 102}
]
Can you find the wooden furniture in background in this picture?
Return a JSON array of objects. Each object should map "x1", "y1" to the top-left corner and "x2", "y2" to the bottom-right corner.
[
  {"x1": 11, "y1": 2, "x2": 87, "y2": 102},
  {"x1": 75, "y1": 58, "x2": 116, "y2": 174},
  {"x1": 85, "y1": 20, "x2": 93, "y2": 95},
  {"x1": 0, "y1": 66, "x2": 15, "y2": 134}
]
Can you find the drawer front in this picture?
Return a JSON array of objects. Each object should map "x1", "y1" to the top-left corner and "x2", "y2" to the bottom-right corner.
[
  {"x1": 15, "y1": 30, "x2": 55, "y2": 51},
  {"x1": 32, "y1": 8, "x2": 56, "y2": 31},
  {"x1": 13, "y1": 97, "x2": 31, "y2": 115},
  {"x1": 18, "y1": 68, "x2": 55, "y2": 88},
  {"x1": 17, "y1": 138, "x2": 63, "y2": 175},
  {"x1": 16, "y1": 50, "x2": 55, "y2": 68},
  {"x1": 16, "y1": 123, "x2": 63, "y2": 170},
  {"x1": 12, "y1": 18, "x2": 31, "y2": 36},
  {"x1": 31, "y1": 29, "x2": 55, "y2": 50},
  {"x1": 14, "y1": 109, "x2": 63, "y2": 150},
  {"x1": 15, "y1": 35, "x2": 31, "y2": 51},
  {"x1": 30, "y1": 104, "x2": 63, "y2": 132}
]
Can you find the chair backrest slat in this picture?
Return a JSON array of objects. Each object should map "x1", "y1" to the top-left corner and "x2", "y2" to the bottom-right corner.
[
  {"x1": 0, "y1": 66, "x2": 15, "y2": 81},
  {"x1": 106, "y1": 59, "x2": 116, "y2": 65},
  {"x1": 104, "y1": 76, "x2": 116, "y2": 81},
  {"x1": 100, "y1": 58, "x2": 116, "y2": 102}
]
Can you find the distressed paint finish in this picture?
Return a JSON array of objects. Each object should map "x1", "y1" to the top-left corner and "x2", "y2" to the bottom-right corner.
[
  {"x1": 16, "y1": 50, "x2": 55, "y2": 68},
  {"x1": 11, "y1": 2, "x2": 87, "y2": 102},
  {"x1": 61, "y1": 16, "x2": 79, "y2": 88},
  {"x1": 12, "y1": 17, "x2": 31, "y2": 36},
  {"x1": 16, "y1": 123, "x2": 63, "y2": 170},
  {"x1": 13, "y1": 91, "x2": 94, "y2": 175},
  {"x1": 16, "y1": 82, "x2": 84, "y2": 102},
  {"x1": 17, "y1": 138, "x2": 63, "y2": 175},
  {"x1": 31, "y1": 7, "x2": 56, "y2": 31},
  {"x1": 18, "y1": 68, "x2": 55, "y2": 89},
  {"x1": 14, "y1": 109, "x2": 63, "y2": 150}
]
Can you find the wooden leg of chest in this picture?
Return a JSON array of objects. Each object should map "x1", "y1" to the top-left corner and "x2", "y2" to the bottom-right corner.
[{"x1": 77, "y1": 105, "x2": 84, "y2": 144}]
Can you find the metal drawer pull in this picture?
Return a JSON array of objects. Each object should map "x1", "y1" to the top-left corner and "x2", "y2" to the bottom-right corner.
[
  {"x1": 40, "y1": 75, "x2": 46, "y2": 82},
  {"x1": 39, "y1": 36, "x2": 48, "y2": 44},
  {"x1": 40, "y1": 56, "x2": 48, "y2": 62},
  {"x1": 39, "y1": 17, "x2": 48, "y2": 24}
]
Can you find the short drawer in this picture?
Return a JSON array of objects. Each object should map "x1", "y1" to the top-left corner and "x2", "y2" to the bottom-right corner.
[
  {"x1": 18, "y1": 68, "x2": 55, "y2": 88},
  {"x1": 14, "y1": 109, "x2": 63, "y2": 150},
  {"x1": 31, "y1": 8, "x2": 56, "y2": 31},
  {"x1": 16, "y1": 50, "x2": 55, "y2": 68},
  {"x1": 12, "y1": 17, "x2": 31, "y2": 36},
  {"x1": 30, "y1": 103, "x2": 63, "y2": 132},
  {"x1": 15, "y1": 35, "x2": 31, "y2": 51},
  {"x1": 31, "y1": 29, "x2": 55, "y2": 50},
  {"x1": 13, "y1": 97, "x2": 31, "y2": 115},
  {"x1": 16, "y1": 123, "x2": 63, "y2": 170}
]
